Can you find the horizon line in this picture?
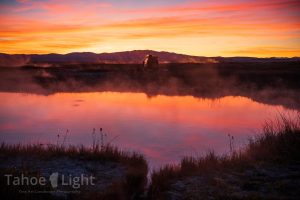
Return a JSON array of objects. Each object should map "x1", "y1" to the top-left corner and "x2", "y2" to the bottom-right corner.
[{"x1": 0, "y1": 50, "x2": 299, "y2": 59}]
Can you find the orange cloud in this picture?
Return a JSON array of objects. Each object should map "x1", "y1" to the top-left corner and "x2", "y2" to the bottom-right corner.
[
  {"x1": 226, "y1": 47, "x2": 300, "y2": 57},
  {"x1": 0, "y1": 0, "x2": 299, "y2": 56}
]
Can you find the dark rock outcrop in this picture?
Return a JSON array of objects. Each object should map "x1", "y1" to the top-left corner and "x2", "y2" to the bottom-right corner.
[{"x1": 143, "y1": 54, "x2": 159, "y2": 68}]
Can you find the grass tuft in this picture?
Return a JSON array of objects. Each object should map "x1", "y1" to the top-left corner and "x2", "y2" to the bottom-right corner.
[
  {"x1": 148, "y1": 113, "x2": 300, "y2": 199},
  {"x1": 0, "y1": 144, "x2": 148, "y2": 200}
]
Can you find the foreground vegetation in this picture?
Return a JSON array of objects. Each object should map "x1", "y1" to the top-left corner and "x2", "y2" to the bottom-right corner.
[
  {"x1": 0, "y1": 144, "x2": 148, "y2": 200},
  {"x1": 1, "y1": 114, "x2": 299, "y2": 199},
  {"x1": 148, "y1": 114, "x2": 300, "y2": 199}
]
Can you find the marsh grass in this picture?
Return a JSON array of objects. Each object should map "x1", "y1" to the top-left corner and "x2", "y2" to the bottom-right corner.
[
  {"x1": 1, "y1": 114, "x2": 299, "y2": 199},
  {"x1": 245, "y1": 113, "x2": 300, "y2": 162},
  {"x1": 148, "y1": 113, "x2": 300, "y2": 199},
  {"x1": 0, "y1": 144, "x2": 148, "y2": 200}
]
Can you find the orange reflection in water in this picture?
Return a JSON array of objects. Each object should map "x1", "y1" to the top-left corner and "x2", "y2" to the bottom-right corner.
[{"x1": 0, "y1": 92, "x2": 295, "y2": 168}]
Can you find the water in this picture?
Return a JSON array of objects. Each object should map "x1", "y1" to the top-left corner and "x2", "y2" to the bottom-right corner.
[{"x1": 0, "y1": 91, "x2": 296, "y2": 169}]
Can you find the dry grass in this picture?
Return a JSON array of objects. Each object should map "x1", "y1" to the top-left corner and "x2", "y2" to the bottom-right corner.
[
  {"x1": 1, "y1": 114, "x2": 299, "y2": 199},
  {"x1": 245, "y1": 113, "x2": 300, "y2": 162},
  {"x1": 148, "y1": 113, "x2": 300, "y2": 199},
  {"x1": 0, "y1": 144, "x2": 148, "y2": 200},
  {"x1": 0, "y1": 143, "x2": 146, "y2": 165}
]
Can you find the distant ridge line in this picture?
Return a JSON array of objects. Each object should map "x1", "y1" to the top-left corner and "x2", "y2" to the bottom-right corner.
[{"x1": 0, "y1": 50, "x2": 299, "y2": 67}]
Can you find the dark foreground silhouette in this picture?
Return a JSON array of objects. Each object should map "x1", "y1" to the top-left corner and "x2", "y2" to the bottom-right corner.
[
  {"x1": 148, "y1": 115, "x2": 300, "y2": 200},
  {"x1": 0, "y1": 114, "x2": 299, "y2": 200},
  {"x1": 0, "y1": 145, "x2": 147, "y2": 200}
]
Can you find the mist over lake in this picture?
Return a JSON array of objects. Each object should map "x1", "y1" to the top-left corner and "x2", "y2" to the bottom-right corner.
[
  {"x1": 1, "y1": 62, "x2": 299, "y2": 169},
  {"x1": 1, "y1": 0, "x2": 300, "y2": 198}
]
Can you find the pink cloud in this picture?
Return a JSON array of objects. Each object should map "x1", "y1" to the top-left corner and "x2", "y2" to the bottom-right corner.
[{"x1": 0, "y1": 0, "x2": 299, "y2": 55}]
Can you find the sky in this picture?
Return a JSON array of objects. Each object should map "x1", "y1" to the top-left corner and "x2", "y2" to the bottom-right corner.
[{"x1": 0, "y1": 0, "x2": 299, "y2": 57}]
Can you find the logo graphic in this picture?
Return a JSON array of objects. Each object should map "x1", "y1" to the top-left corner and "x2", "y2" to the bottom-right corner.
[
  {"x1": 49, "y1": 172, "x2": 58, "y2": 188},
  {"x1": 4, "y1": 172, "x2": 95, "y2": 191}
]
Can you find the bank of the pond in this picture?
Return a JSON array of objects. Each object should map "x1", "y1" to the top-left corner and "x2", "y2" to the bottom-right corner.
[
  {"x1": 0, "y1": 144, "x2": 148, "y2": 200},
  {"x1": 1, "y1": 114, "x2": 299, "y2": 200},
  {"x1": 148, "y1": 115, "x2": 300, "y2": 200}
]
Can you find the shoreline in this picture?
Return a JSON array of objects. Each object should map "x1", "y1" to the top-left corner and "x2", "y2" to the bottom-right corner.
[{"x1": 1, "y1": 114, "x2": 299, "y2": 199}]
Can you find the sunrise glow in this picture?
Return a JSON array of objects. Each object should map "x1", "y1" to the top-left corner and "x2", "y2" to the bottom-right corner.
[{"x1": 0, "y1": 0, "x2": 299, "y2": 57}]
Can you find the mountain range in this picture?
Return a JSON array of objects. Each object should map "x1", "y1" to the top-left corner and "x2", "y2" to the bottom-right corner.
[{"x1": 0, "y1": 50, "x2": 299, "y2": 67}]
